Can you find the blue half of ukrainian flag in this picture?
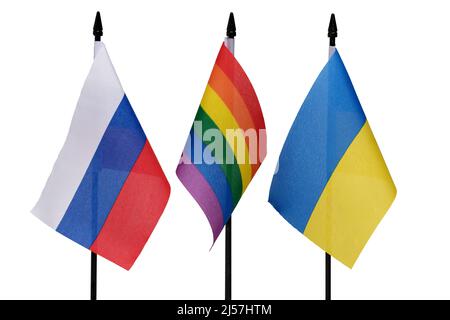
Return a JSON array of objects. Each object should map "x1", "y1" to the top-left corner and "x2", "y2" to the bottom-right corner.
[{"x1": 269, "y1": 50, "x2": 396, "y2": 268}]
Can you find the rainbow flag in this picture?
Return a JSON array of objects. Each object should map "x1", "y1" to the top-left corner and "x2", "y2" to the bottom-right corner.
[
  {"x1": 176, "y1": 43, "x2": 266, "y2": 242},
  {"x1": 269, "y1": 50, "x2": 396, "y2": 268}
]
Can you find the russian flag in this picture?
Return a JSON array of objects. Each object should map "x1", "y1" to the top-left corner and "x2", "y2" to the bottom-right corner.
[{"x1": 32, "y1": 42, "x2": 171, "y2": 270}]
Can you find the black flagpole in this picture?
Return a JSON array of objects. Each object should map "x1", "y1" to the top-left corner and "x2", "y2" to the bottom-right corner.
[
  {"x1": 325, "y1": 253, "x2": 331, "y2": 300},
  {"x1": 225, "y1": 12, "x2": 235, "y2": 301},
  {"x1": 326, "y1": 13, "x2": 337, "y2": 302},
  {"x1": 90, "y1": 11, "x2": 103, "y2": 301},
  {"x1": 91, "y1": 251, "x2": 97, "y2": 300}
]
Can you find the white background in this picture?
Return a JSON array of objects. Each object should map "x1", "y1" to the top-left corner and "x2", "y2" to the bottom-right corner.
[{"x1": 0, "y1": 0, "x2": 448, "y2": 300}]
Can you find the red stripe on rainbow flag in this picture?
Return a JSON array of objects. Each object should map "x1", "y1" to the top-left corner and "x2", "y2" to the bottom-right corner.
[{"x1": 215, "y1": 44, "x2": 266, "y2": 133}]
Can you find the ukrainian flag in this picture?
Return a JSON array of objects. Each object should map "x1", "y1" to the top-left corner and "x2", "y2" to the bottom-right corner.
[{"x1": 269, "y1": 50, "x2": 396, "y2": 268}]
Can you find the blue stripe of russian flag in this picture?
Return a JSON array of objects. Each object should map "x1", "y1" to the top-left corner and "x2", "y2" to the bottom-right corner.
[{"x1": 56, "y1": 95, "x2": 146, "y2": 248}]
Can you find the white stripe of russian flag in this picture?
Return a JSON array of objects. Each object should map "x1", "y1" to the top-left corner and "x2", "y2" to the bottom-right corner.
[{"x1": 32, "y1": 42, "x2": 124, "y2": 229}]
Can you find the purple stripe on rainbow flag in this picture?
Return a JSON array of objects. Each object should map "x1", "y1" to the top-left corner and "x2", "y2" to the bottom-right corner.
[{"x1": 176, "y1": 157, "x2": 224, "y2": 241}]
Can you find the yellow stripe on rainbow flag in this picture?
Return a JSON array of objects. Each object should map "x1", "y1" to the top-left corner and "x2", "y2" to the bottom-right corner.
[{"x1": 201, "y1": 85, "x2": 253, "y2": 191}]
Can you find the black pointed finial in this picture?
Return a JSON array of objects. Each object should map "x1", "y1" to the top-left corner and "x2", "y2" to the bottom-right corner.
[
  {"x1": 93, "y1": 11, "x2": 103, "y2": 41},
  {"x1": 328, "y1": 13, "x2": 337, "y2": 46},
  {"x1": 226, "y1": 12, "x2": 236, "y2": 38}
]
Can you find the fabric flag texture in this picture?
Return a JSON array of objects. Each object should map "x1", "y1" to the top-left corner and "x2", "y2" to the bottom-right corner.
[
  {"x1": 32, "y1": 42, "x2": 170, "y2": 270},
  {"x1": 269, "y1": 49, "x2": 396, "y2": 268},
  {"x1": 176, "y1": 43, "x2": 266, "y2": 242}
]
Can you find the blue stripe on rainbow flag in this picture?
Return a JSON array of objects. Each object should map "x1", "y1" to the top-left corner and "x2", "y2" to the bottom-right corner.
[
  {"x1": 184, "y1": 128, "x2": 234, "y2": 223},
  {"x1": 56, "y1": 95, "x2": 146, "y2": 248},
  {"x1": 269, "y1": 50, "x2": 366, "y2": 232}
]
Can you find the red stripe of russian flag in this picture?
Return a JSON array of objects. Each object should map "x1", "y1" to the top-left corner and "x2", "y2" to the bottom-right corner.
[{"x1": 91, "y1": 141, "x2": 170, "y2": 270}]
